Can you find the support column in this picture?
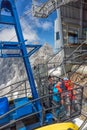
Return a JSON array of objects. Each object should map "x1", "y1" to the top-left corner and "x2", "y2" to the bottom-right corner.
[
  {"x1": 11, "y1": 0, "x2": 39, "y2": 100},
  {"x1": 79, "y1": 0, "x2": 83, "y2": 42}
]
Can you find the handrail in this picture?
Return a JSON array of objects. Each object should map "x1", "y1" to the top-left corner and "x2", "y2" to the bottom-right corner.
[
  {"x1": 64, "y1": 40, "x2": 87, "y2": 61},
  {"x1": 47, "y1": 47, "x2": 64, "y2": 63},
  {"x1": 0, "y1": 78, "x2": 28, "y2": 91},
  {"x1": 0, "y1": 86, "x2": 83, "y2": 119},
  {"x1": 0, "y1": 110, "x2": 42, "y2": 130},
  {"x1": 0, "y1": 86, "x2": 83, "y2": 129},
  {"x1": 69, "y1": 61, "x2": 85, "y2": 77},
  {"x1": 36, "y1": 41, "x2": 87, "y2": 77},
  {"x1": 79, "y1": 117, "x2": 87, "y2": 130},
  {"x1": 0, "y1": 78, "x2": 32, "y2": 100},
  {"x1": 0, "y1": 82, "x2": 25, "y2": 97}
]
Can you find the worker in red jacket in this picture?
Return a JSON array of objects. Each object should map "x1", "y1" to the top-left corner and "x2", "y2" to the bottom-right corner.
[
  {"x1": 63, "y1": 78, "x2": 78, "y2": 115},
  {"x1": 63, "y1": 77, "x2": 75, "y2": 100}
]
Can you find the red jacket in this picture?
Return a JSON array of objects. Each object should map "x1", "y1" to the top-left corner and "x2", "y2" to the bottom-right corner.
[
  {"x1": 64, "y1": 80, "x2": 75, "y2": 100},
  {"x1": 64, "y1": 80, "x2": 74, "y2": 90}
]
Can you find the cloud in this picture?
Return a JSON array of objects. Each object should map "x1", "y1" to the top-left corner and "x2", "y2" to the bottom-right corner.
[
  {"x1": 0, "y1": 1, "x2": 53, "y2": 43},
  {"x1": 32, "y1": 18, "x2": 52, "y2": 30},
  {"x1": 24, "y1": 12, "x2": 53, "y2": 31},
  {"x1": 20, "y1": 18, "x2": 39, "y2": 42},
  {"x1": 0, "y1": 18, "x2": 39, "y2": 42},
  {"x1": 39, "y1": 21, "x2": 52, "y2": 30},
  {"x1": 0, "y1": 27, "x2": 17, "y2": 41}
]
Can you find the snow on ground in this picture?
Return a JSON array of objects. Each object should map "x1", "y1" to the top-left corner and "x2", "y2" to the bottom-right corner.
[
  {"x1": 74, "y1": 118, "x2": 87, "y2": 130},
  {"x1": 48, "y1": 67, "x2": 62, "y2": 76}
]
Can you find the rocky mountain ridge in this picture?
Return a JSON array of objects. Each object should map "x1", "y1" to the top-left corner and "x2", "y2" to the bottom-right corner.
[
  {"x1": 0, "y1": 43, "x2": 53, "y2": 88},
  {"x1": 0, "y1": 43, "x2": 87, "y2": 100}
]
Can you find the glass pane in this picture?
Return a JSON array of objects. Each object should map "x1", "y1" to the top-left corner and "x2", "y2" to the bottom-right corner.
[{"x1": 56, "y1": 32, "x2": 60, "y2": 40}]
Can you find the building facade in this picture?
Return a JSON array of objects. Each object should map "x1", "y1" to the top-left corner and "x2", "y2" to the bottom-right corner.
[{"x1": 55, "y1": 0, "x2": 87, "y2": 50}]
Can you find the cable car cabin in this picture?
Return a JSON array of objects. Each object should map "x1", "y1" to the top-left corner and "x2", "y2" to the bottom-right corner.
[{"x1": 35, "y1": 122, "x2": 79, "y2": 130}]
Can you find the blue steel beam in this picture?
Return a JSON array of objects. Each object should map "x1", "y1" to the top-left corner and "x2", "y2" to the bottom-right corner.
[
  {"x1": 0, "y1": 46, "x2": 20, "y2": 49},
  {"x1": 0, "y1": 42, "x2": 42, "y2": 51},
  {"x1": 10, "y1": 0, "x2": 42, "y2": 116},
  {"x1": 0, "y1": 0, "x2": 42, "y2": 122},
  {"x1": 0, "y1": 41, "x2": 20, "y2": 45},
  {"x1": 10, "y1": 0, "x2": 40, "y2": 101},
  {"x1": 28, "y1": 46, "x2": 41, "y2": 57},
  {"x1": 26, "y1": 44, "x2": 42, "y2": 57},
  {"x1": 0, "y1": 41, "x2": 20, "y2": 49},
  {"x1": 0, "y1": 45, "x2": 21, "y2": 49},
  {"x1": 1, "y1": 0, "x2": 41, "y2": 110},
  {"x1": 0, "y1": 42, "x2": 42, "y2": 48},
  {"x1": 0, "y1": 15, "x2": 15, "y2": 25},
  {"x1": 0, "y1": 53, "x2": 21, "y2": 58},
  {"x1": 26, "y1": 44, "x2": 42, "y2": 48}
]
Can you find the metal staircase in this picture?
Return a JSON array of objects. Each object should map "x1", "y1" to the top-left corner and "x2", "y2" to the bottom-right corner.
[
  {"x1": 64, "y1": 40, "x2": 87, "y2": 64},
  {"x1": 63, "y1": 40, "x2": 87, "y2": 77}
]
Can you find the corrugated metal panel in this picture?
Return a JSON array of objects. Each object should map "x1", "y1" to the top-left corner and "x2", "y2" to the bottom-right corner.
[{"x1": 61, "y1": 5, "x2": 80, "y2": 20}]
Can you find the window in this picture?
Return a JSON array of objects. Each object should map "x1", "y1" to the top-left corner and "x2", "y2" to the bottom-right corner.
[
  {"x1": 68, "y1": 32, "x2": 78, "y2": 44},
  {"x1": 56, "y1": 32, "x2": 60, "y2": 40}
]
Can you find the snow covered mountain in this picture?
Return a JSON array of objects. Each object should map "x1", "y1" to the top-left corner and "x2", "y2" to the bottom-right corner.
[{"x1": 0, "y1": 43, "x2": 53, "y2": 88}]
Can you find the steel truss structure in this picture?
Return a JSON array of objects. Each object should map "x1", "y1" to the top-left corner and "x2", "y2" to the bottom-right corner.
[
  {"x1": 0, "y1": 0, "x2": 42, "y2": 112},
  {"x1": 32, "y1": 0, "x2": 78, "y2": 18},
  {"x1": 0, "y1": 0, "x2": 86, "y2": 130}
]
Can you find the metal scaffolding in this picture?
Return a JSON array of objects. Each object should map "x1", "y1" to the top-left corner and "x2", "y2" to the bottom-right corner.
[{"x1": 32, "y1": 0, "x2": 78, "y2": 18}]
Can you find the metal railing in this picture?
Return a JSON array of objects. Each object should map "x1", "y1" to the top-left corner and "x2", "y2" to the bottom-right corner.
[
  {"x1": 0, "y1": 83, "x2": 84, "y2": 129},
  {"x1": 0, "y1": 78, "x2": 32, "y2": 100},
  {"x1": 64, "y1": 40, "x2": 87, "y2": 63}
]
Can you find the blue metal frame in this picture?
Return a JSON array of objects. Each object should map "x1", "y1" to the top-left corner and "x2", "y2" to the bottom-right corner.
[
  {"x1": 0, "y1": 15, "x2": 15, "y2": 25},
  {"x1": 0, "y1": 0, "x2": 42, "y2": 117},
  {"x1": 0, "y1": 41, "x2": 41, "y2": 57}
]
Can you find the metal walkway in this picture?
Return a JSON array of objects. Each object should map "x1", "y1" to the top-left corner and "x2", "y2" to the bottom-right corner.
[{"x1": 32, "y1": 0, "x2": 78, "y2": 18}]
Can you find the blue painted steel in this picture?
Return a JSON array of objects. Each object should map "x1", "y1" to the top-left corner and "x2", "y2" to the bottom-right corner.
[
  {"x1": 0, "y1": 41, "x2": 20, "y2": 49},
  {"x1": 0, "y1": 41, "x2": 20, "y2": 45},
  {"x1": 0, "y1": 0, "x2": 41, "y2": 99},
  {"x1": 0, "y1": 54, "x2": 22, "y2": 58},
  {"x1": 0, "y1": 97, "x2": 10, "y2": 125},
  {"x1": 26, "y1": 44, "x2": 42, "y2": 48},
  {"x1": 28, "y1": 46, "x2": 41, "y2": 57},
  {"x1": 19, "y1": 128, "x2": 26, "y2": 130},
  {"x1": 6, "y1": 0, "x2": 40, "y2": 100},
  {"x1": 0, "y1": 42, "x2": 41, "y2": 50},
  {"x1": 0, "y1": 0, "x2": 42, "y2": 121},
  {"x1": 0, "y1": 15, "x2": 15, "y2": 25},
  {"x1": 45, "y1": 113, "x2": 53, "y2": 124},
  {"x1": 0, "y1": 97, "x2": 9, "y2": 115},
  {"x1": 14, "y1": 97, "x2": 32, "y2": 119},
  {"x1": 0, "y1": 46, "x2": 20, "y2": 49}
]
